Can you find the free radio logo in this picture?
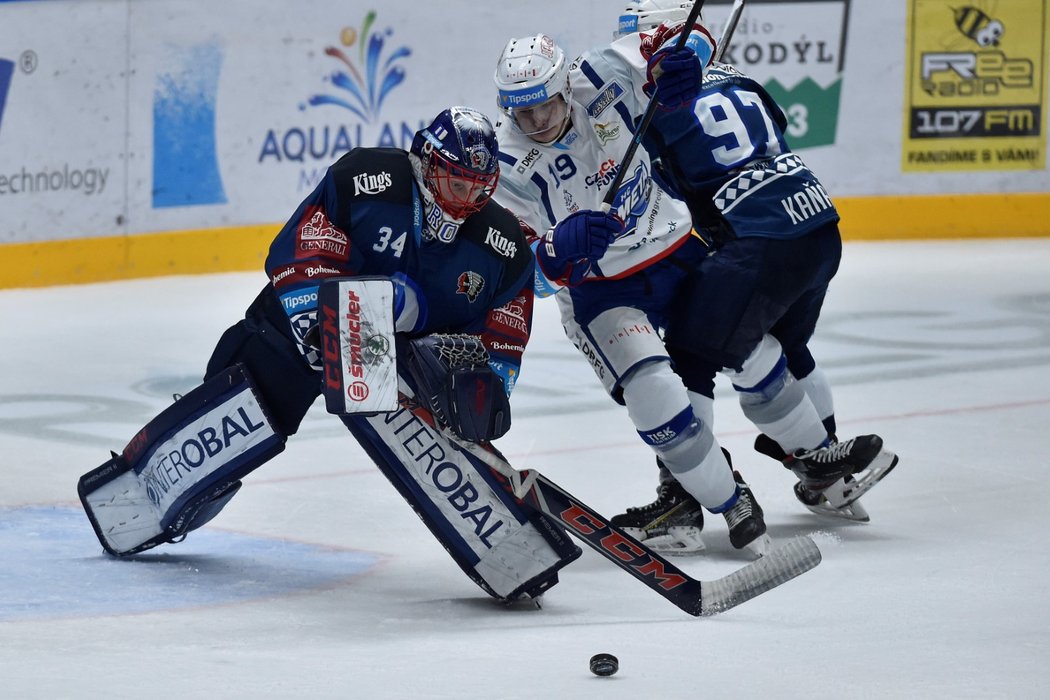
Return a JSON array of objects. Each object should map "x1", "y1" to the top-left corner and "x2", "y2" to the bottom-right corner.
[{"x1": 903, "y1": 0, "x2": 1047, "y2": 171}]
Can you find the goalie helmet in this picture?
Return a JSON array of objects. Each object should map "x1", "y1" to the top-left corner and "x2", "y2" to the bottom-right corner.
[
  {"x1": 615, "y1": 1, "x2": 696, "y2": 37},
  {"x1": 494, "y1": 34, "x2": 572, "y2": 144},
  {"x1": 410, "y1": 107, "x2": 500, "y2": 236}
]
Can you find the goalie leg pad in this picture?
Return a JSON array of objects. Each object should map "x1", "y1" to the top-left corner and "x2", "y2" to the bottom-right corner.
[
  {"x1": 78, "y1": 364, "x2": 286, "y2": 556},
  {"x1": 341, "y1": 402, "x2": 581, "y2": 601}
]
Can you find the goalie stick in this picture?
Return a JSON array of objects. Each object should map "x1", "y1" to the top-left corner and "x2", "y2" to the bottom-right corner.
[
  {"x1": 446, "y1": 434, "x2": 821, "y2": 617},
  {"x1": 602, "y1": 0, "x2": 706, "y2": 211},
  {"x1": 714, "y1": 0, "x2": 746, "y2": 63}
]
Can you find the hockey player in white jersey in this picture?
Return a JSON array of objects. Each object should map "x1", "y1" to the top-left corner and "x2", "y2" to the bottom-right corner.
[
  {"x1": 493, "y1": 32, "x2": 773, "y2": 556},
  {"x1": 493, "y1": 9, "x2": 896, "y2": 554}
]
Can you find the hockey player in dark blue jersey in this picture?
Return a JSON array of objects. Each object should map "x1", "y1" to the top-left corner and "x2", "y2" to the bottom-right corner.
[
  {"x1": 78, "y1": 107, "x2": 580, "y2": 603},
  {"x1": 607, "y1": 1, "x2": 899, "y2": 536}
]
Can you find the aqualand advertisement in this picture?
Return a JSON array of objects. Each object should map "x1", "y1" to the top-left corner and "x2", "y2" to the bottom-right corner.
[{"x1": 0, "y1": 0, "x2": 1048, "y2": 290}]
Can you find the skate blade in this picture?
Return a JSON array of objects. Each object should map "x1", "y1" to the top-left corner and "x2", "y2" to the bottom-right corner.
[
  {"x1": 804, "y1": 497, "x2": 870, "y2": 522},
  {"x1": 621, "y1": 526, "x2": 706, "y2": 555},
  {"x1": 744, "y1": 532, "x2": 773, "y2": 558},
  {"x1": 838, "y1": 449, "x2": 899, "y2": 505}
]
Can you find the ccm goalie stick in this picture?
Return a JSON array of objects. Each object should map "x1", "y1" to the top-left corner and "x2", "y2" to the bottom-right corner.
[{"x1": 449, "y1": 435, "x2": 821, "y2": 617}]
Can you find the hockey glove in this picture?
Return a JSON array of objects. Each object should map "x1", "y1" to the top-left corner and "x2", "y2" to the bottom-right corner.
[
  {"x1": 536, "y1": 210, "x2": 622, "y2": 287},
  {"x1": 403, "y1": 334, "x2": 511, "y2": 443},
  {"x1": 645, "y1": 46, "x2": 702, "y2": 109}
]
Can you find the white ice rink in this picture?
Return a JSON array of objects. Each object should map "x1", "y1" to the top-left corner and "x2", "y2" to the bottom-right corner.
[{"x1": 2, "y1": 239, "x2": 1049, "y2": 698}]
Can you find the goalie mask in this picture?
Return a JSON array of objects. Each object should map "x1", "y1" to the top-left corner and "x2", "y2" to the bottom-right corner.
[
  {"x1": 410, "y1": 107, "x2": 500, "y2": 242},
  {"x1": 615, "y1": 1, "x2": 697, "y2": 37},
  {"x1": 494, "y1": 34, "x2": 572, "y2": 145}
]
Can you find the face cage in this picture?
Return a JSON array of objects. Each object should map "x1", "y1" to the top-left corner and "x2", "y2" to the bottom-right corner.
[{"x1": 426, "y1": 154, "x2": 499, "y2": 221}]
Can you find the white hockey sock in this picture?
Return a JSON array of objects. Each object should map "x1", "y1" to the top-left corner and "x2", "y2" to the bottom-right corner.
[
  {"x1": 798, "y1": 365, "x2": 835, "y2": 427},
  {"x1": 622, "y1": 363, "x2": 736, "y2": 509},
  {"x1": 728, "y1": 336, "x2": 828, "y2": 453}
]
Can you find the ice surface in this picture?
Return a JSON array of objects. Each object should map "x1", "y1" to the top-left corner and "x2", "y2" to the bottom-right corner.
[{"x1": 2, "y1": 240, "x2": 1049, "y2": 698}]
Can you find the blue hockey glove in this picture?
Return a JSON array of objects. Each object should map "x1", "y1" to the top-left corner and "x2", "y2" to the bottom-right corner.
[
  {"x1": 645, "y1": 45, "x2": 702, "y2": 109},
  {"x1": 536, "y1": 210, "x2": 622, "y2": 286}
]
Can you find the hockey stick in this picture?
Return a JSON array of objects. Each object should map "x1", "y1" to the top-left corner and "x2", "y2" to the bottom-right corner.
[
  {"x1": 601, "y1": 0, "x2": 706, "y2": 212},
  {"x1": 714, "y1": 0, "x2": 746, "y2": 62},
  {"x1": 449, "y1": 435, "x2": 822, "y2": 617}
]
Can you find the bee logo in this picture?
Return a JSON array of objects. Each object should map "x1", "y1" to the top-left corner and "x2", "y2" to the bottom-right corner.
[{"x1": 953, "y1": 5, "x2": 1005, "y2": 47}]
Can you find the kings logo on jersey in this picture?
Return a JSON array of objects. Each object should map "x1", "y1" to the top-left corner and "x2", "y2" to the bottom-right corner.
[{"x1": 484, "y1": 227, "x2": 517, "y2": 258}]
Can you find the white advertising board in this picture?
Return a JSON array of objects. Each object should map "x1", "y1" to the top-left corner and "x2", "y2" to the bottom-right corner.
[{"x1": 0, "y1": 0, "x2": 1047, "y2": 248}]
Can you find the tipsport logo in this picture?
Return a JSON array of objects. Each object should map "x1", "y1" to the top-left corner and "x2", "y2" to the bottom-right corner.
[
  {"x1": 304, "y1": 12, "x2": 412, "y2": 123},
  {"x1": 0, "y1": 58, "x2": 13, "y2": 135}
]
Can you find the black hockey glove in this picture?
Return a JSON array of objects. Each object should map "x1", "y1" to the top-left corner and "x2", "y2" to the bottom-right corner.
[{"x1": 403, "y1": 334, "x2": 511, "y2": 443}]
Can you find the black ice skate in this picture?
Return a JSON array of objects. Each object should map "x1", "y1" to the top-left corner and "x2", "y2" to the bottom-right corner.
[
  {"x1": 754, "y1": 433, "x2": 900, "y2": 522},
  {"x1": 610, "y1": 480, "x2": 705, "y2": 555},
  {"x1": 721, "y1": 471, "x2": 771, "y2": 556}
]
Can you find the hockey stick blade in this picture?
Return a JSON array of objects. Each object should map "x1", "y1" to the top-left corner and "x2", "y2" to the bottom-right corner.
[
  {"x1": 449, "y1": 435, "x2": 821, "y2": 616},
  {"x1": 699, "y1": 535, "x2": 822, "y2": 616}
]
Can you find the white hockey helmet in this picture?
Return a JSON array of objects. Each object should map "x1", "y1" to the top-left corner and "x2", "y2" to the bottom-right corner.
[
  {"x1": 615, "y1": 1, "x2": 696, "y2": 38},
  {"x1": 494, "y1": 34, "x2": 572, "y2": 143}
]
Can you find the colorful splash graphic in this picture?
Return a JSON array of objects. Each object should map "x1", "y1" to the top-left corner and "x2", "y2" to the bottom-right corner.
[{"x1": 304, "y1": 12, "x2": 411, "y2": 123}]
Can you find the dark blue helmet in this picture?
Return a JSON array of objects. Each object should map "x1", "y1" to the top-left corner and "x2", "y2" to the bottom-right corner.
[{"x1": 410, "y1": 107, "x2": 500, "y2": 220}]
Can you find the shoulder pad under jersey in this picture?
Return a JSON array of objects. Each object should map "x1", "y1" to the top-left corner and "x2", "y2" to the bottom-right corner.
[
  {"x1": 457, "y1": 200, "x2": 533, "y2": 284},
  {"x1": 328, "y1": 148, "x2": 415, "y2": 205}
]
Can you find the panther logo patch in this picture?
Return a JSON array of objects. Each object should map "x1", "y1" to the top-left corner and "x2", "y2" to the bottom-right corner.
[{"x1": 457, "y1": 271, "x2": 485, "y2": 302}]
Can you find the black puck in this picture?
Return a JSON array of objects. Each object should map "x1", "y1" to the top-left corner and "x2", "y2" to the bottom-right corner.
[{"x1": 589, "y1": 652, "x2": 619, "y2": 677}]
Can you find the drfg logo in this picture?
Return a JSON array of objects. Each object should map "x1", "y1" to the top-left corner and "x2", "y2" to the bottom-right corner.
[{"x1": 0, "y1": 59, "x2": 14, "y2": 133}]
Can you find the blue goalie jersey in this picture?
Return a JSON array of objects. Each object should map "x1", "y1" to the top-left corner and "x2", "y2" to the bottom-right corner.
[{"x1": 264, "y1": 147, "x2": 535, "y2": 392}]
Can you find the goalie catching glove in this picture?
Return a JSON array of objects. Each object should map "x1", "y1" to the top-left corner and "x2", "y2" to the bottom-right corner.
[{"x1": 403, "y1": 334, "x2": 511, "y2": 443}]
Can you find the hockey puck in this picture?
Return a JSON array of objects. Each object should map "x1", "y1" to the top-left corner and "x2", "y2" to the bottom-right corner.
[{"x1": 589, "y1": 653, "x2": 619, "y2": 677}]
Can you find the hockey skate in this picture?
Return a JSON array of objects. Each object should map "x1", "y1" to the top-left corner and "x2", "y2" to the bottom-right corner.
[
  {"x1": 755, "y1": 433, "x2": 900, "y2": 522},
  {"x1": 610, "y1": 480, "x2": 706, "y2": 555},
  {"x1": 721, "y1": 471, "x2": 771, "y2": 557}
]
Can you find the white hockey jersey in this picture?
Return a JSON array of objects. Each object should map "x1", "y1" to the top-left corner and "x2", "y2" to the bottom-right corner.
[{"x1": 494, "y1": 35, "x2": 701, "y2": 288}]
